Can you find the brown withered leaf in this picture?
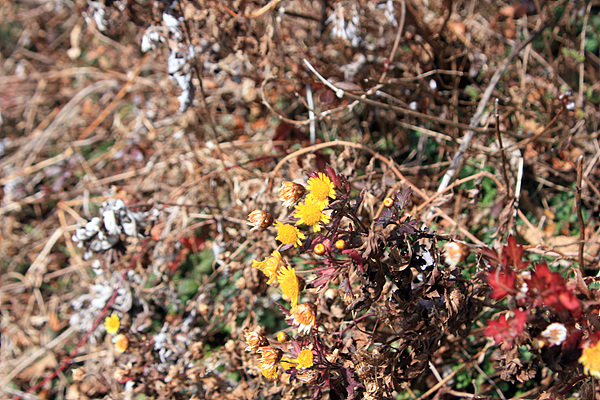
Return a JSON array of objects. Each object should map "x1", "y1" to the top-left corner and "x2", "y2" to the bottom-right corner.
[{"x1": 446, "y1": 287, "x2": 464, "y2": 317}]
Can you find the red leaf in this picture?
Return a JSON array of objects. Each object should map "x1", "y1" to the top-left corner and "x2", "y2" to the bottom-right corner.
[
  {"x1": 484, "y1": 309, "x2": 528, "y2": 346},
  {"x1": 487, "y1": 267, "x2": 516, "y2": 300},
  {"x1": 501, "y1": 235, "x2": 529, "y2": 270},
  {"x1": 480, "y1": 246, "x2": 501, "y2": 266}
]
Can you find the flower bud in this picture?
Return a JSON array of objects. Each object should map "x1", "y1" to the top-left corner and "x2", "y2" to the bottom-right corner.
[
  {"x1": 277, "y1": 331, "x2": 290, "y2": 343},
  {"x1": 247, "y1": 210, "x2": 274, "y2": 231},
  {"x1": 334, "y1": 239, "x2": 346, "y2": 250},
  {"x1": 383, "y1": 197, "x2": 394, "y2": 207},
  {"x1": 245, "y1": 331, "x2": 269, "y2": 352},
  {"x1": 279, "y1": 182, "x2": 306, "y2": 207},
  {"x1": 314, "y1": 243, "x2": 326, "y2": 255}
]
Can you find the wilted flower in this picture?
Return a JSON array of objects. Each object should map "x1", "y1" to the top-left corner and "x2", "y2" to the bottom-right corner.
[
  {"x1": 290, "y1": 302, "x2": 317, "y2": 335},
  {"x1": 306, "y1": 172, "x2": 336, "y2": 206},
  {"x1": 540, "y1": 322, "x2": 567, "y2": 346},
  {"x1": 443, "y1": 242, "x2": 468, "y2": 267},
  {"x1": 245, "y1": 331, "x2": 269, "y2": 352},
  {"x1": 247, "y1": 210, "x2": 274, "y2": 231},
  {"x1": 252, "y1": 250, "x2": 286, "y2": 285},
  {"x1": 104, "y1": 314, "x2": 120, "y2": 334},
  {"x1": 277, "y1": 265, "x2": 300, "y2": 308},
  {"x1": 580, "y1": 341, "x2": 600, "y2": 378},
  {"x1": 114, "y1": 334, "x2": 129, "y2": 353},
  {"x1": 294, "y1": 198, "x2": 331, "y2": 233},
  {"x1": 258, "y1": 346, "x2": 283, "y2": 368},
  {"x1": 260, "y1": 363, "x2": 278, "y2": 379},
  {"x1": 295, "y1": 368, "x2": 320, "y2": 384},
  {"x1": 280, "y1": 182, "x2": 306, "y2": 207},
  {"x1": 275, "y1": 221, "x2": 305, "y2": 247}
]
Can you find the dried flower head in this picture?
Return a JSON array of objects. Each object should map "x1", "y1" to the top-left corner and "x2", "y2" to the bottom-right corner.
[
  {"x1": 104, "y1": 314, "x2": 120, "y2": 334},
  {"x1": 245, "y1": 331, "x2": 269, "y2": 352},
  {"x1": 580, "y1": 341, "x2": 600, "y2": 378},
  {"x1": 252, "y1": 250, "x2": 286, "y2": 285},
  {"x1": 258, "y1": 346, "x2": 283, "y2": 368},
  {"x1": 314, "y1": 243, "x2": 326, "y2": 255},
  {"x1": 72, "y1": 367, "x2": 86, "y2": 382},
  {"x1": 275, "y1": 221, "x2": 305, "y2": 247},
  {"x1": 306, "y1": 172, "x2": 336, "y2": 206},
  {"x1": 114, "y1": 333, "x2": 129, "y2": 353},
  {"x1": 540, "y1": 322, "x2": 567, "y2": 347},
  {"x1": 290, "y1": 302, "x2": 317, "y2": 335},
  {"x1": 294, "y1": 198, "x2": 331, "y2": 233},
  {"x1": 277, "y1": 265, "x2": 300, "y2": 308},
  {"x1": 247, "y1": 210, "x2": 274, "y2": 231},
  {"x1": 280, "y1": 182, "x2": 306, "y2": 207},
  {"x1": 383, "y1": 197, "x2": 394, "y2": 207},
  {"x1": 295, "y1": 368, "x2": 320, "y2": 384},
  {"x1": 443, "y1": 242, "x2": 469, "y2": 267},
  {"x1": 277, "y1": 331, "x2": 290, "y2": 342}
]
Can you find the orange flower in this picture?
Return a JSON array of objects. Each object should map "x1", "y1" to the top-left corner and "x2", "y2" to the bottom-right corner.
[
  {"x1": 113, "y1": 334, "x2": 129, "y2": 353},
  {"x1": 290, "y1": 302, "x2": 317, "y2": 335},
  {"x1": 280, "y1": 182, "x2": 306, "y2": 207}
]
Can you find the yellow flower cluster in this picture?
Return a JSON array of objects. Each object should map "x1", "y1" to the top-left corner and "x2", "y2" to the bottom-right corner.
[{"x1": 246, "y1": 172, "x2": 333, "y2": 382}]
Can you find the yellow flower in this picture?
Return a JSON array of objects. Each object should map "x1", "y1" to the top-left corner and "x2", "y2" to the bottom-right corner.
[
  {"x1": 280, "y1": 182, "x2": 306, "y2": 207},
  {"x1": 260, "y1": 363, "x2": 278, "y2": 379},
  {"x1": 275, "y1": 221, "x2": 305, "y2": 247},
  {"x1": 281, "y1": 349, "x2": 314, "y2": 370},
  {"x1": 247, "y1": 210, "x2": 274, "y2": 231},
  {"x1": 290, "y1": 302, "x2": 317, "y2": 336},
  {"x1": 580, "y1": 341, "x2": 600, "y2": 378},
  {"x1": 294, "y1": 199, "x2": 331, "y2": 233},
  {"x1": 245, "y1": 331, "x2": 269, "y2": 352},
  {"x1": 113, "y1": 334, "x2": 129, "y2": 353},
  {"x1": 252, "y1": 250, "x2": 286, "y2": 284},
  {"x1": 104, "y1": 314, "x2": 120, "y2": 334},
  {"x1": 296, "y1": 349, "x2": 314, "y2": 369},
  {"x1": 277, "y1": 265, "x2": 300, "y2": 308},
  {"x1": 306, "y1": 172, "x2": 335, "y2": 205}
]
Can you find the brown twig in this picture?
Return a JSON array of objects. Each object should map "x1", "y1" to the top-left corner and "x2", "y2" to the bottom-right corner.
[
  {"x1": 430, "y1": 22, "x2": 548, "y2": 219},
  {"x1": 576, "y1": 155, "x2": 585, "y2": 270}
]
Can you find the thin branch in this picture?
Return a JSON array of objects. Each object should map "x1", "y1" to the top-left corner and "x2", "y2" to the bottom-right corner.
[{"x1": 429, "y1": 22, "x2": 547, "y2": 219}]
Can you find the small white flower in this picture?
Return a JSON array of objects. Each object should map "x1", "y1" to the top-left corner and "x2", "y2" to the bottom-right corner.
[{"x1": 541, "y1": 322, "x2": 568, "y2": 346}]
